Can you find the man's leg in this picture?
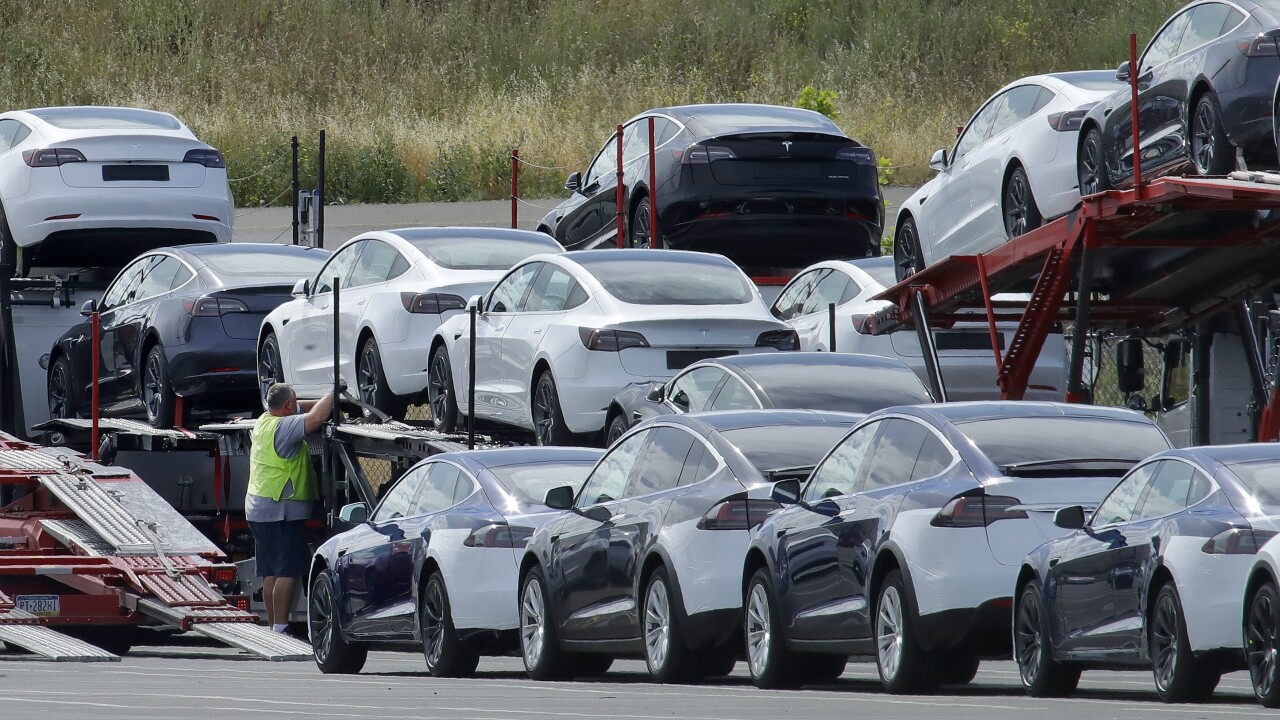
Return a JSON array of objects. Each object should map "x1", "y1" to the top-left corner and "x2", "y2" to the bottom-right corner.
[
  {"x1": 262, "y1": 576, "x2": 278, "y2": 627},
  {"x1": 273, "y1": 576, "x2": 297, "y2": 628}
]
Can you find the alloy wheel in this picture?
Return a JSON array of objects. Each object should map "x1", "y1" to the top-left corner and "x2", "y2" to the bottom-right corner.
[
  {"x1": 521, "y1": 578, "x2": 546, "y2": 669},
  {"x1": 48, "y1": 364, "x2": 68, "y2": 418},
  {"x1": 258, "y1": 340, "x2": 280, "y2": 400},
  {"x1": 1080, "y1": 138, "x2": 1101, "y2": 195},
  {"x1": 894, "y1": 224, "x2": 920, "y2": 280},
  {"x1": 428, "y1": 354, "x2": 451, "y2": 420},
  {"x1": 422, "y1": 579, "x2": 446, "y2": 668},
  {"x1": 746, "y1": 582, "x2": 772, "y2": 678},
  {"x1": 631, "y1": 202, "x2": 651, "y2": 248},
  {"x1": 144, "y1": 352, "x2": 164, "y2": 419},
  {"x1": 358, "y1": 344, "x2": 379, "y2": 406},
  {"x1": 877, "y1": 585, "x2": 904, "y2": 681},
  {"x1": 1192, "y1": 102, "x2": 1216, "y2": 174},
  {"x1": 310, "y1": 579, "x2": 336, "y2": 664},
  {"x1": 533, "y1": 380, "x2": 556, "y2": 445},
  {"x1": 1248, "y1": 589, "x2": 1278, "y2": 698},
  {"x1": 644, "y1": 579, "x2": 672, "y2": 672},
  {"x1": 1004, "y1": 173, "x2": 1030, "y2": 236},
  {"x1": 1151, "y1": 592, "x2": 1179, "y2": 692},
  {"x1": 1015, "y1": 592, "x2": 1042, "y2": 687}
]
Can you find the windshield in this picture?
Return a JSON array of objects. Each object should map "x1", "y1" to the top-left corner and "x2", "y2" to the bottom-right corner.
[
  {"x1": 958, "y1": 417, "x2": 1170, "y2": 472},
  {"x1": 408, "y1": 236, "x2": 555, "y2": 271},
  {"x1": 201, "y1": 250, "x2": 329, "y2": 279},
  {"x1": 751, "y1": 365, "x2": 931, "y2": 411},
  {"x1": 584, "y1": 257, "x2": 754, "y2": 305},
  {"x1": 31, "y1": 107, "x2": 183, "y2": 130},
  {"x1": 490, "y1": 461, "x2": 595, "y2": 505},
  {"x1": 850, "y1": 260, "x2": 898, "y2": 289},
  {"x1": 1228, "y1": 460, "x2": 1280, "y2": 511},
  {"x1": 720, "y1": 424, "x2": 852, "y2": 473}
]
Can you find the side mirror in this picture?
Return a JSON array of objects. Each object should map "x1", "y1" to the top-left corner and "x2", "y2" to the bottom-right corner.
[
  {"x1": 646, "y1": 383, "x2": 665, "y2": 403},
  {"x1": 928, "y1": 148, "x2": 948, "y2": 171},
  {"x1": 466, "y1": 294, "x2": 483, "y2": 313},
  {"x1": 1116, "y1": 336, "x2": 1146, "y2": 395},
  {"x1": 544, "y1": 485, "x2": 574, "y2": 510},
  {"x1": 771, "y1": 478, "x2": 801, "y2": 505},
  {"x1": 565, "y1": 172, "x2": 582, "y2": 193},
  {"x1": 1116, "y1": 60, "x2": 1131, "y2": 82},
  {"x1": 1053, "y1": 505, "x2": 1086, "y2": 530},
  {"x1": 79, "y1": 298, "x2": 97, "y2": 317},
  {"x1": 291, "y1": 278, "x2": 310, "y2": 297},
  {"x1": 1126, "y1": 394, "x2": 1148, "y2": 413},
  {"x1": 338, "y1": 502, "x2": 369, "y2": 524}
]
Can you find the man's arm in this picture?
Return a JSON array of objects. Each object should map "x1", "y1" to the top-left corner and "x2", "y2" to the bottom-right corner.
[{"x1": 303, "y1": 392, "x2": 336, "y2": 434}]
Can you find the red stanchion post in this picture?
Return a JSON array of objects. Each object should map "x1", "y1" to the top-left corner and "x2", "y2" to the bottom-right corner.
[
  {"x1": 647, "y1": 117, "x2": 658, "y2": 248},
  {"x1": 90, "y1": 310, "x2": 100, "y2": 460},
  {"x1": 615, "y1": 124, "x2": 625, "y2": 248},
  {"x1": 1129, "y1": 33, "x2": 1142, "y2": 189},
  {"x1": 511, "y1": 149, "x2": 519, "y2": 229}
]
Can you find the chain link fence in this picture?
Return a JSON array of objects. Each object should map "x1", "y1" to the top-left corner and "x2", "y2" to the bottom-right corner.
[{"x1": 1072, "y1": 330, "x2": 1166, "y2": 408}]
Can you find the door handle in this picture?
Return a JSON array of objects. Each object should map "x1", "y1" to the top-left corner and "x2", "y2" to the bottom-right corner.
[
  {"x1": 453, "y1": 332, "x2": 462, "y2": 340},
  {"x1": 609, "y1": 513, "x2": 628, "y2": 524},
  {"x1": 836, "y1": 507, "x2": 857, "y2": 519},
  {"x1": 337, "y1": 549, "x2": 347, "y2": 558},
  {"x1": 533, "y1": 329, "x2": 542, "y2": 335}
]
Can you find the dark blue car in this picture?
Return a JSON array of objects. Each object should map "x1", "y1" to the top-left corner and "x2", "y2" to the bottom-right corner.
[
  {"x1": 307, "y1": 447, "x2": 601, "y2": 677},
  {"x1": 1016, "y1": 443, "x2": 1280, "y2": 704}
]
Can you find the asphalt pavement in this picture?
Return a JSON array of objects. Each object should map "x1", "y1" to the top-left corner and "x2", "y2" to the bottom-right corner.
[
  {"x1": 0, "y1": 643, "x2": 1264, "y2": 720},
  {"x1": 231, "y1": 187, "x2": 919, "y2": 247}
]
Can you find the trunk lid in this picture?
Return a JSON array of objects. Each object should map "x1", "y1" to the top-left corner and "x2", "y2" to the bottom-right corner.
[
  {"x1": 705, "y1": 132, "x2": 877, "y2": 188},
  {"x1": 981, "y1": 469, "x2": 1129, "y2": 566},
  {"x1": 52, "y1": 134, "x2": 212, "y2": 189}
]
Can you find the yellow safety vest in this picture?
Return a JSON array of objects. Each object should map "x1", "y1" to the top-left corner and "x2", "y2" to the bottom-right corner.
[{"x1": 248, "y1": 414, "x2": 318, "y2": 502}]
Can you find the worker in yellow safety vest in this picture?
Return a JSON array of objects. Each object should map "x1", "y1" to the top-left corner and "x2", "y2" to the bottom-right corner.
[{"x1": 247, "y1": 382, "x2": 335, "y2": 634}]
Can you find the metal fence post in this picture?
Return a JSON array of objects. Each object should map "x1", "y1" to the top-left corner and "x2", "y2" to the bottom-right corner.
[
  {"x1": 317, "y1": 130, "x2": 326, "y2": 249},
  {"x1": 290, "y1": 135, "x2": 300, "y2": 246},
  {"x1": 648, "y1": 117, "x2": 658, "y2": 248},
  {"x1": 615, "y1": 125, "x2": 625, "y2": 248},
  {"x1": 828, "y1": 303, "x2": 837, "y2": 352},
  {"x1": 90, "y1": 310, "x2": 100, "y2": 460},
  {"x1": 511, "y1": 149, "x2": 519, "y2": 230},
  {"x1": 468, "y1": 306, "x2": 477, "y2": 449}
]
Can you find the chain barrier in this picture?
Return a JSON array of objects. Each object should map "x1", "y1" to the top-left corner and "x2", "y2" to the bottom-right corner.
[
  {"x1": 234, "y1": 185, "x2": 293, "y2": 218},
  {"x1": 227, "y1": 149, "x2": 290, "y2": 183}
]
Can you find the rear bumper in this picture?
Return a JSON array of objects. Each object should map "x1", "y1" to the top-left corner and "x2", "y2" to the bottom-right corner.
[
  {"x1": 916, "y1": 599, "x2": 1013, "y2": 656},
  {"x1": 169, "y1": 342, "x2": 258, "y2": 399}
]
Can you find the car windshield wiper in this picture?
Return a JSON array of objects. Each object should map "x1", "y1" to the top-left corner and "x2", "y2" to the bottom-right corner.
[{"x1": 1001, "y1": 457, "x2": 1137, "y2": 473}]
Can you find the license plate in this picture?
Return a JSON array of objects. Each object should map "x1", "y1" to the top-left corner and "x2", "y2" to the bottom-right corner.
[
  {"x1": 667, "y1": 349, "x2": 736, "y2": 370},
  {"x1": 103, "y1": 164, "x2": 169, "y2": 181},
  {"x1": 16, "y1": 594, "x2": 60, "y2": 617}
]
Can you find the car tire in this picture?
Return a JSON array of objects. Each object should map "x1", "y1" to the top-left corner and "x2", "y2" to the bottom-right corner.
[
  {"x1": 1003, "y1": 166, "x2": 1042, "y2": 239},
  {"x1": 804, "y1": 653, "x2": 848, "y2": 683},
  {"x1": 874, "y1": 569, "x2": 938, "y2": 694},
  {"x1": 258, "y1": 332, "x2": 285, "y2": 410},
  {"x1": 309, "y1": 571, "x2": 368, "y2": 675},
  {"x1": 357, "y1": 337, "x2": 406, "y2": 419},
  {"x1": 47, "y1": 354, "x2": 81, "y2": 420},
  {"x1": 532, "y1": 371, "x2": 573, "y2": 446},
  {"x1": 937, "y1": 651, "x2": 980, "y2": 685},
  {"x1": 1151, "y1": 582, "x2": 1220, "y2": 703},
  {"x1": 0, "y1": 201, "x2": 28, "y2": 278},
  {"x1": 745, "y1": 567, "x2": 800, "y2": 689},
  {"x1": 573, "y1": 653, "x2": 615, "y2": 677},
  {"x1": 1191, "y1": 93, "x2": 1234, "y2": 176},
  {"x1": 700, "y1": 648, "x2": 737, "y2": 679},
  {"x1": 142, "y1": 344, "x2": 177, "y2": 429},
  {"x1": 605, "y1": 412, "x2": 629, "y2": 446},
  {"x1": 643, "y1": 566, "x2": 697, "y2": 683},
  {"x1": 1246, "y1": 581, "x2": 1280, "y2": 708},
  {"x1": 427, "y1": 346, "x2": 459, "y2": 433},
  {"x1": 893, "y1": 217, "x2": 925, "y2": 283},
  {"x1": 420, "y1": 571, "x2": 479, "y2": 678},
  {"x1": 1077, "y1": 127, "x2": 1110, "y2": 197},
  {"x1": 630, "y1": 196, "x2": 653, "y2": 248},
  {"x1": 1013, "y1": 580, "x2": 1079, "y2": 697},
  {"x1": 521, "y1": 565, "x2": 571, "y2": 680}
]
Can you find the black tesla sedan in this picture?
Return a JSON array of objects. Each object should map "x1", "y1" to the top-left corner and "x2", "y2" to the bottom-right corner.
[
  {"x1": 537, "y1": 104, "x2": 884, "y2": 274},
  {"x1": 1077, "y1": 0, "x2": 1280, "y2": 192},
  {"x1": 605, "y1": 352, "x2": 932, "y2": 444},
  {"x1": 46, "y1": 243, "x2": 329, "y2": 427}
]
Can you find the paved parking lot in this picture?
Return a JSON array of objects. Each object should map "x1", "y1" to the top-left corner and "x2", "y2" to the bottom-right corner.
[{"x1": 0, "y1": 640, "x2": 1265, "y2": 720}]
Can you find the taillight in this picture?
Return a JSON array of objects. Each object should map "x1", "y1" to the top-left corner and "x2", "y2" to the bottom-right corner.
[
  {"x1": 930, "y1": 494, "x2": 1027, "y2": 528},
  {"x1": 228, "y1": 595, "x2": 251, "y2": 612},
  {"x1": 679, "y1": 144, "x2": 736, "y2": 164},
  {"x1": 836, "y1": 146, "x2": 876, "y2": 164},
  {"x1": 698, "y1": 499, "x2": 783, "y2": 530},
  {"x1": 1047, "y1": 110, "x2": 1091, "y2": 132},
  {"x1": 400, "y1": 292, "x2": 466, "y2": 314},
  {"x1": 1239, "y1": 34, "x2": 1279, "y2": 57},
  {"x1": 184, "y1": 296, "x2": 249, "y2": 316},
  {"x1": 464, "y1": 524, "x2": 534, "y2": 548},
  {"x1": 1202, "y1": 527, "x2": 1279, "y2": 554},
  {"x1": 209, "y1": 565, "x2": 237, "y2": 583},
  {"x1": 23, "y1": 148, "x2": 86, "y2": 167},
  {"x1": 579, "y1": 327, "x2": 649, "y2": 351},
  {"x1": 756, "y1": 329, "x2": 800, "y2": 351},
  {"x1": 183, "y1": 148, "x2": 226, "y2": 168}
]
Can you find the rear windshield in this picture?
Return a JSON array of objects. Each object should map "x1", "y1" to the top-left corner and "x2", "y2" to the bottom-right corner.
[
  {"x1": 585, "y1": 258, "x2": 754, "y2": 305},
  {"x1": 409, "y1": 236, "x2": 555, "y2": 270},
  {"x1": 201, "y1": 250, "x2": 328, "y2": 278},
  {"x1": 958, "y1": 417, "x2": 1170, "y2": 472},
  {"x1": 720, "y1": 424, "x2": 852, "y2": 472},
  {"x1": 31, "y1": 107, "x2": 183, "y2": 130},
  {"x1": 752, "y1": 366, "x2": 931, "y2": 412},
  {"x1": 1227, "y1": 460, "x2": 1280, "y2": 510},
  {"x1": 490, "y1": 461, "x2": 595, "y2": 505},
  {"x1": 687, "y1": 105, "x2": 841, "y2": 134},
  {"x1": 853, "y1": 261, "x2": 898, "y2": 288}
]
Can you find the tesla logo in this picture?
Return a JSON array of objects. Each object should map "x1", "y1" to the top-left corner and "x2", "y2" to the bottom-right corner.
[
  {"x1": 781, "y1": 142, "x2": 792, "y2": 153},
  {"x1": 698, "y1": 328, "x2": 710, "y2": 340}
]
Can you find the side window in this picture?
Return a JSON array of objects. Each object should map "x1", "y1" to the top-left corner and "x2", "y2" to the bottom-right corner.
[
  {"x1": 169, "y1": 263, "x2": 194, "y2": 290},
  {"x1": 564, "y1": 281, "x2": 589, "y2": 310},
  {"x1": 772, "y1": 269, "x2": 824, "y2": 320},
  {"x1": 911, "y1": 433, "x2": 955, "y2": 481},
  {"x1": 487, "y1": 263, "x2": 540, "y2": 313},
  {"x1": 374, "y1": 466, "x2": 429, "y2": 522},
  {"x1": 315, "y1": 241, "x2": 364, "y2": 294},
  {"x1": 677, "y1": 440, "x2": 718, "y2": 486},
  {"x1": 804, "y1": 422, "x2": 878, "y2": 501},
  {"x1": 990, "y1": 85, "x2": 1044, "y2": 136},
  {"x1": 709, "y1": 376, "x2": 760, "y2": 411},
  {"x1": 1133, "y1": 460, "x2": 1208, "y2": 521},
  {"x1": 954, "y1": 95, "x2": 1003, "y2": 161},
  {"x1": 1143, "y1": 11, "x2": 1192, "y2": 71},
  {"x1": 583, "y1": 135, "x2": 618, "y2": 189},
  {"x1": 524, "y1": 265, "x2": 578, "y2": 312},
  {"x1": 1031, "y1": 87, "x2": 1056, "y2": 115},
  {"x1": 654, "y1": 118, "x2": 679, "y2": 147},
  {"x1": 578, "y1": 430, "x2": 647, "y2": 506},
  {"x1": 668, "y1": 367, "x2": 725, "y2": 412},
  {"x1": 101, "y1": 257, "x2": 154, "y2": 310},
  {"x1": 1181, "y1": 3, "x2": 1236, "y2": 53},
  {"x1": 1092, "y1": 461, "x2": 1161, "y2": 526},
  {"x1": 622, "y1": 121, "x2": 648, "y2": 164},
  {"x1": 134, "y1": 257, "x2": 186, "y2": 302},
  {"x1": 0, "y1": 119, "x2": 20, "y2": 153},
  {"x1": 626, "y1": 427, "x2": 696, "y2": 497},
  {"x1": 347, "y1": 240, "x2": 403, "y2": 288},
  {"x1": 412, "y1": 462, "x2": 464, "y2": 516},
  {"x1": 802, "y1": 270, "x2": 855, "y2": 315},
  {"x1": 862, "y1": 419, "x2": 929, "y2": 491},
  {"x1": 1162, "y1": 338, "x2": 1192, "y2": 408}
]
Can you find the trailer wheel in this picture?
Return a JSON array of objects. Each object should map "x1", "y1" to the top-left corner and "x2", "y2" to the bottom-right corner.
[{"x1": 309, "y1": 571, "x2": 367, "y2": 674}]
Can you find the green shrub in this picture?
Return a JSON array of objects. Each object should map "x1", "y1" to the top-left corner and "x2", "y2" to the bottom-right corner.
[{"x1": 795, "y1": 86, "x2": 839, "y2": 120}]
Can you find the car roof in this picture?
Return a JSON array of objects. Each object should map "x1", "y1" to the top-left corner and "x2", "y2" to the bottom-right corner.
[
  {"x1": 13, "y1": 106, "x2": 188, "y2": 132},
  {"x1": 562, "y1": 248, "x2": 739, "y2": 269},
  {"x1": 429, "y1": 446, "x2": 603, "y2": 470},
  {"x1": 385, "y1": 227, "x2": 560, "y2": 245},
  {"x1": 1164, "y1": 443, "x2": 1280, "y2": 467},
  {"x1": 641, "y1": 103, "x2": 849, "y2": 140},
  {"x1": 712, "y1": 351, "x2": 912, "y2": 374},
  {"x1": 171, "y1": 243, "x2": 328, "y2": 259},
  {"x1": 674, "y1": 408, "x2": 865, "y2": 433},
  {"x1": 902, "y1": 401, "x2": 1150, "y2": 425}
]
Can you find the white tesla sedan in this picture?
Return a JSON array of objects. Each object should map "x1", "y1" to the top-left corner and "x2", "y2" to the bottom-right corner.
[
  {"x1": 257, "y1": 227, "x2": 562, "y2": 417},
  {"x1": 0, "y1": 106, "x2": 233, "y2": 274},
  {"x1": 771, "y1": 256, "x2": 1067, "y2": 401},
  {"x1": 427, "y1": 249, "x2": 798, "y2": 444},
  {"x1": 892, "y1": 71, "x2": 1125, "y2": 281}
]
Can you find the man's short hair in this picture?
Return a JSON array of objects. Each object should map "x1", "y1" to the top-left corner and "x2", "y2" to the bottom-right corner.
[{"x1": 266, "y1": 383, "x2": 296, "y2": 412}]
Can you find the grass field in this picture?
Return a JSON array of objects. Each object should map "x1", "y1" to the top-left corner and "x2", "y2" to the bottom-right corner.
[{"x1": 0, "y1": 0, "x2": 1179, "y2": 205}]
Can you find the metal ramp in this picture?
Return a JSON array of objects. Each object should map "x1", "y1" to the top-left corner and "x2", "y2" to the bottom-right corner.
[
  {"x1": 0, "y1": 611, "x2": 120, "y2": 662},
  {"x1": 138, "y1": 599, "x2": 311, "y2": 661}
]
